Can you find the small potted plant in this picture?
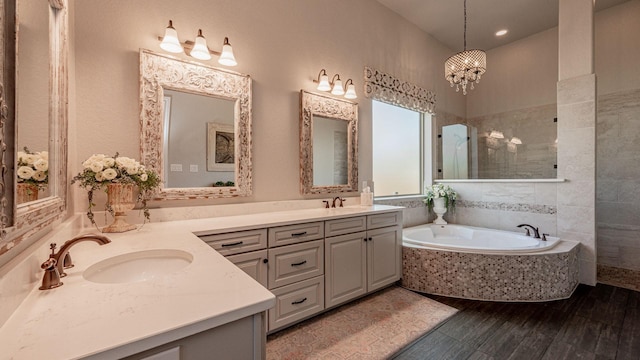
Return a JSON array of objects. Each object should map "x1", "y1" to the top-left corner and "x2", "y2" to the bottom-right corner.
[
  {"x1": 16, "y1": 147, "x2": 48, "y2": 203},
  {"x1": 424, "y1": 184, "x2": 457, "y2": 225},
  {"x1": 72, "y1": 153, "x2": 160, "y2": 232}
]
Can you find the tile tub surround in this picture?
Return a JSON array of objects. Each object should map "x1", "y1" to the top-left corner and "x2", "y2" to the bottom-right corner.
[{"x1": 401, "y1": 240, "x2": 579, "y2": 302}]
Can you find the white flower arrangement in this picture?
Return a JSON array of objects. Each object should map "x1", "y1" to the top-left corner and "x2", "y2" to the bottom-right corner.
[
  {"x1": 424, "y1": 184, "x2": 458, "y2": 210},
  {"x1": 17, "y1": 148, "x2": 48, "y2": 189},
  {"x1": 72, "y1": 153, "x2": 160, "y2": 227}
]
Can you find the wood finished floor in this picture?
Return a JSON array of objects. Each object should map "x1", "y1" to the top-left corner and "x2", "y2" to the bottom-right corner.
[{"x1": 392, "y1": 284, "x2": 640, "y2": 360}]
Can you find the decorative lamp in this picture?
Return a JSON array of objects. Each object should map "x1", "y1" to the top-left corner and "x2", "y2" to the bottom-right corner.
[
  {"x1": 218, "y1": 37, "x2": 237, "y2": 66},
  {"x1": 159, "y1": 20, "x2": 183, "y2": 53},
  {"x1": 330, "y1": 74, "x2": 344, "y2": 96},
  {"x1": 444, "y1": 0, "x2": 486, "y2": 95},
  {"x1": 344, "y1": 79, "x2": 357, "y2": 99},
  {"x1": 190, "y1": 29, "x2": 212, "y2": 60},
  {"x1": 316, "y1": 69, "x2": 331, "y2": 91}
]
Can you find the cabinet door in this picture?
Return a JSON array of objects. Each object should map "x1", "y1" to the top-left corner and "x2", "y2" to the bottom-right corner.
[
  {"x1": 227, "y1": 250, "x2": 268, "y2": 288},
  {"x1": 267, "y1": 240, "x2": 324, "y2": 289},
  {"x1": 324, "y1": 231, "x2": 367, "y2": 309},
  {"x1": 367, "y1": 225, "x2": 402, "y2": 292}
]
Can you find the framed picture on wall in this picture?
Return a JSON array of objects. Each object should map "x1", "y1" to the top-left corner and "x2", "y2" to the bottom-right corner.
[{"x1": 207, "y1": 122, "x2": 235, "y2": 171}]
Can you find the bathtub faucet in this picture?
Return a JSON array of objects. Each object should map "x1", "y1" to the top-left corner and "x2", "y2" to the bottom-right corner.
[{"x1": 517, "y1": 224, "x2": 540, "y2": 239}]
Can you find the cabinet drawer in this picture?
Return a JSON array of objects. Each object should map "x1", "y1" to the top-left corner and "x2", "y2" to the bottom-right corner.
[
  {"x1": 199, "y1": 229, "x2": 267, "y2": 256},
  {"x1": 325, "y1": 216, "x2": 366, "y2": 237},
  {"x1": 268, "y1": 222, "x2": 324, "y2": 247},
  {"x1": 268, "y1": 240, "x2": 324, "y2": 289},
  {"x1": 227, "y1": 250, "x2": 268, "y2": 288},
  {"x1": 367, "y1": 211, "x2": 402, "y2": 230},
  {"x1": 268, "y1": 276, "x2": 324, "y2": 332}
]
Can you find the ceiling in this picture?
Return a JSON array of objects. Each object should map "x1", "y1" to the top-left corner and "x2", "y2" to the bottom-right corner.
[{"x1": 376, "y1": 0, "x2": 630, "y2": 51}]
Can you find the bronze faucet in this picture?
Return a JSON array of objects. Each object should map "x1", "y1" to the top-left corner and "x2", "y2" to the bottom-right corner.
[
  {"x1": 331, "y1": 197, "x2": 346, "y2": 208},
  {"x1": 39, "y1": 234, "x2": 111, "y2": 290}
]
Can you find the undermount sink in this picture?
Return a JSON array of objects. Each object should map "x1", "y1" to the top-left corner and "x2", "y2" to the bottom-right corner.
[{"x1": 83, "y1": 249, "x2": 193, "y2": 284}]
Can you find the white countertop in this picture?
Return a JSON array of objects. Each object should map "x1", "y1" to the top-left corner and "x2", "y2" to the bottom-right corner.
[{"x1": 0, "y1": 205, "x2": 403, "y2": 360}]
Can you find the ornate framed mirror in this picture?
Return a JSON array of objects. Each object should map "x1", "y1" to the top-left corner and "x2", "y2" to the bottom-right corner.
[
  {"x1": 0, "y1": 0, "x2": 68, "y2": 260},
  {"x1": 299, "y1": 90, "x2": 358, "y2": 195},
  {"x1": 140, "y1": 50, "x2": 252, "y2": 200}
]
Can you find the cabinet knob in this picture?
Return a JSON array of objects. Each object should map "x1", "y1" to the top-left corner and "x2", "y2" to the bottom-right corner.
[{"x1": 263, "y1": 258, "x2": 268, "y2": 264}]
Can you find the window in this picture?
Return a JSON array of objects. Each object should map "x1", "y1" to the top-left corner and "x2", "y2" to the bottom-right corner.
[{"x1": 372, "y1": 100, "x2": 431, "y2": 197}]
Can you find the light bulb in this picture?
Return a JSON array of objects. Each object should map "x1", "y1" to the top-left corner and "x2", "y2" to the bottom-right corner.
[
  {"x1": 317, "y1": 71, "x2": 331, "y2": 91},
  {"x1": 190, "y1": 29, "x2": 211, "y2": 60},
  {"x1": 331, "y1": 78, "x2": 344, "y2": 96},
  {"x1": 344, "y1": 82, "x2": 357, "y2": 99},
  {"x1": 160, "y1": 20, "x2": 183, "y2": 53},
  {"x1": 218, "y1": 37, "x2": 237, "y2": 66}
]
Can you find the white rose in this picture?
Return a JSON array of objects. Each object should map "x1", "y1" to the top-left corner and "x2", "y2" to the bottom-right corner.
[
  {"x1": 33, "y1": 170, "x2": 47, "y2": 182},
  {"x1": 125, "y1": 166, "x2": 138, "y2": 175},
  {"x1": 140, "y1": 173, "x2": 148, "y2": 181},
  {"x1": 17, "y1": 166, "x2": 35, "y2": 180},
  {"x1": 95, "y1": 171, "x2": 104, "y2": 181},
  {"x1": 102, "y1": 168, "x2": 118, "y2": 180},
  {"x1": 17, "y1": 151, "x2": 27, "y2": 162},
  {"x1": 103, "y1": 157, "x2": 116, "y2": 167},
  {"x1": 23, "y1": 154, "x2": 36, "y2": 165},
  {"x1": 34, "y1": 159, "x2": 48, "y2": 171},
  {"x1": 38, "y1": 151, "x2": 49, "y2": 160},
  {"x1": 89, "y1": 161, "x2": 104, "y2": 173}
]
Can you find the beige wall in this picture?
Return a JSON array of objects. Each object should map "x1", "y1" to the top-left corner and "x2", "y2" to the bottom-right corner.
[
  {"x1": 71, "y1": 0, "x2": 465, "y2": 212},
  {"x1": 466, "y1": 27, "x2": 558, "y2": 118}
]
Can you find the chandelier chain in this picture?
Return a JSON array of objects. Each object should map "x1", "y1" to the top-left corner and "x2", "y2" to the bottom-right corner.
[{"x1": 463, "y1": 0, "x2": 467, "y2": 51}]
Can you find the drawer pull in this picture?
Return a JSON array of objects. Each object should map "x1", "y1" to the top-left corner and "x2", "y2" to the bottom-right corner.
[
  {"x1": 221, "y1": 241, "x2": 244, "y2": 247},
  {"x1": 290, "y1": 260, "x2": 307, "y2": 267},
  {"x1": 291, "y1": 231, "x2": 307, "y2": 237},
  {"x1": 291, "y1": 297, "x2": 307, "y2": 305}
]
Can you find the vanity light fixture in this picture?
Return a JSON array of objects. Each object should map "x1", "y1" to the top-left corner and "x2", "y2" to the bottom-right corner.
[
  {"x1": 330, "y1": 74, "x2": 345, "y2": 96},
  {"x1": 158, "y1": 20, "x2": 238, "y2": 66},
  {"x1": 314, "y1": 69, "x2": 357, "y2": 99},
  {"x1": 316, "y1": 69, "x2": 331, "y2": 91},
  {"x1": 510, "y1": 137, "x2": 522, "y2": 144},
  {"x1": 344, "y1": 79, "x2": 357, "y2": 99}
]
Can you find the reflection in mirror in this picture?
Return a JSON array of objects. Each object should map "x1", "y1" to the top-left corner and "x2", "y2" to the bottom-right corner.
[
  {"x1": 437, "y1": 105, "x2": 557, "y2": 179},
  {"x1": 0, "y1": 0, "x2": 69, "y2": 260},
  {"x1": 312, "y1": 116, "x2": 348, "y2": 186},
  {"x1": 16, "y1": 0, "x2": 50, "y2": 203},
  {"x1": 300, "y1": 91, "x2": 358, "y2": 195},
  {"x1": 140, "y1": 50, "x2": 252, "y2": 200},
  {"x1": 162, "y1": 89, "x2": 235, "y2": 188}
]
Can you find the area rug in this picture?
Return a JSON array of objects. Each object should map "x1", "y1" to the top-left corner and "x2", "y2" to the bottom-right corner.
[{"x1": 266, "y1": 286, "x2": 458, "y2": 360}]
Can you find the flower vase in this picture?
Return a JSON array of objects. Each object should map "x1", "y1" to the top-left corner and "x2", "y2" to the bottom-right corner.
[
  {"x1": 17, "y1": 183, "x2": 39, "y2": 204},
  {"x1": 102, "y1": 183, "x2": 137, "y2": 233},
  {"x1": 432, "y1": 197, "x2": 447, "y2": 225}
]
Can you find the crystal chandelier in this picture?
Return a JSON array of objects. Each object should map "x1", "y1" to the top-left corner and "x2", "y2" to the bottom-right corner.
[{"x1": 444, "y1": 0, "x2": 486, "y2": 95}]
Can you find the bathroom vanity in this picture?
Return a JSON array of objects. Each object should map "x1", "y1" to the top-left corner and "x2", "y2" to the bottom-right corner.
[{"x1": 0, "y1": 205, "x2": 402, "y2": 359}]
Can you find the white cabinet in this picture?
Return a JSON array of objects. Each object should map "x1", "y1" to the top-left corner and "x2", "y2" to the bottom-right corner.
[
  {"x1": 227, "y1": 250, "x2": 268, "y2": 288},
  {"x1": 366, "y1": 225, "x2": 402, "y2": 292},
  {"x1": 325, "y1": 213, "x2": 402, "y2": 309},
  {"x1": 324, "y1": 231, "x2": 367, "y2": 308}
]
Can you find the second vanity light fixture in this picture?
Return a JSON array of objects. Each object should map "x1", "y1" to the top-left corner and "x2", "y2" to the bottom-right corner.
[
  {"x1": 315, "y1": 69, "x2": 357, "y2": 99},
  {"x1": 159, "y1": 20, "x2": 237, "y2": 66}
]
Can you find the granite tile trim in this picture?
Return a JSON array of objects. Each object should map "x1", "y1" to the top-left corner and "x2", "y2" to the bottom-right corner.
[
  {"x1": 401, "y1": 245, "x2": 579, "y2": 302},
  {"x1": 375, "y1": 198, "x2": 557, "y2": 215}
]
